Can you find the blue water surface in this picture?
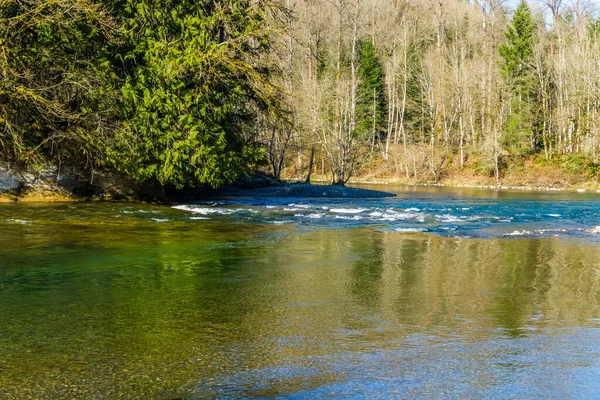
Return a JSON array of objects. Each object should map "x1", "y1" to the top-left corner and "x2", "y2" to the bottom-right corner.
[{"x1": 171, "y1": 184, "x2": 600, "y2": 240}]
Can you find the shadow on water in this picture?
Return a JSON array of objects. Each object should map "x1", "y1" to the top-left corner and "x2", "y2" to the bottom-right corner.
[{"x1": 0, "y1": 203, "x2": 599, "y2": 398}]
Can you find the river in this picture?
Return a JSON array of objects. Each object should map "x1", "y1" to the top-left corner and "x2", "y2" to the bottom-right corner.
[{"x1": 0, "y1": 185, "x2": 599, "y2": 398}]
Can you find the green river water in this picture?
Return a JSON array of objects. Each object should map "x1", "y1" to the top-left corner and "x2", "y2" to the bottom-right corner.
[{"x1": 0, "y1": 186, "x2": 599, "y2": 399}]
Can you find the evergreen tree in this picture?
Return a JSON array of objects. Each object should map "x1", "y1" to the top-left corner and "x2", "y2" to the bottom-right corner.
[
  {"x1": 355, "y1": 40, "x2": 386, "y2": 141},
  {"x1": 499, "y1": 0, "x2": 538, "y2": 154},
  {"x1": 111, "y1": 0, "x2": 281, "y2": 188}
]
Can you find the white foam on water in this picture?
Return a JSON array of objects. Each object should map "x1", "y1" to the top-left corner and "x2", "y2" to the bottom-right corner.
[
  {"x1": 190, "y1": 217, "x2": 209, "y2": 220},
  {"x1": 151, "y1": 218, "x2": 170, "y2": 223},
  {"x1": 405, "y1": 207, "x2": 420, "y2": 212},
  {"x1": 587, "y1": 226, "x2": 600, "y2": 233},
  {"x1": 394, "y1": 227, "x2": 427, "y2": 232},
  {"x1": 379, "y1": 212, "x2": 409, "y2": 221},
  {"x1": 334, "y1": 215, "x2": 363, "y2": 221},
  {"x1": 284, "y1": 208, "x2": 301, "y2": 211},
  {"x1": 435, "y1": 214, "x2": 483, "y2": 223},
  {"x1": 537, "y1": 228, "x2": 568, "y2": 234},
  {"x1": 546, "y1": 214, "x2": 561, "y2": 217},
  {"x1": 121, "y1": 209, "x2": 155, "y2": 215},
  {"x1": 6, "y1": 219, "x2": 31, "y2": 224},
  {"x1": 435, "y1": 214, "x2": 465, "y2": 222},
  {"x1": 288, "y1": 203, "x2": 312, "y2": 209},
  {"x1": 374, "y1": 209, "x2": 425, "y2": 222},
  {"x1": 504, "y1": 230, "x2": 533, "y2": 236},
  {"x1": 329, "y1": 208, "x2": 368, "y2": 214},
  {"x1": 271, "y1": 220, "x2": 294, "y2": 224},
  {"x1": 295, "y1": 213, "x2": 325, "y2": 219},
  {"x1": 173, "y1": 205, "x2": 215, "y2": 214},
  {"x1": 172, "y1": 205, "x2": 240, "y2": 215},
  {"x1": 369, "y1": 211, "x2": 383, "y2": 217}
]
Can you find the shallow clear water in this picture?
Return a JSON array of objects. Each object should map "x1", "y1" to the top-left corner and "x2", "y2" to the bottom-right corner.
[{"x1": 0, "y1": 185, "x2": 599, "y2": 399}]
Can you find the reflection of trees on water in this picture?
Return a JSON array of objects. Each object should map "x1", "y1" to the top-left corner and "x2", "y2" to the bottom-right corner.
[
  {"x1": 493, "y1": 239, "x2": 543, "y2": 337},
  {"x1": 264, "y1": 229, "x2": 600, "y2": 340},
  {"x1": 348, "y1": 231, "x2": 385, "y2": 310},
  {"x1": 2, "y1": 222, "x2": 600, "y2": 398}
]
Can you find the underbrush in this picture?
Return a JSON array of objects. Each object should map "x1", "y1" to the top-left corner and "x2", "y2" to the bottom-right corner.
[{"x1": 534, "y1": 154, "x2": 599, "y2": 178}]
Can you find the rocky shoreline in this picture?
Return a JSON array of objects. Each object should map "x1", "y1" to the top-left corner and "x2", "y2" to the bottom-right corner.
[
  {"x1": 0, "y1": 165, "x2": 165, "y2": 203},
  {"x1": 3, "y1": 162, "x2": 600, "y2": 204}
]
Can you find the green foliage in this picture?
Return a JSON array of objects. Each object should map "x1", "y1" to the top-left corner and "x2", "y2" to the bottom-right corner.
[
  {"x1": 0, "y1": 0, "x2": 280, "y2": 189},
  {"x1": 355, "y1": 39, "x2": 386, "y2": 139},
  {"x1": 499, "y1": 0, "x2": 536, "y2": 85},
  {"x1": 502, "y1": 112, "x2": 533, "y2": 155},
  {"x1": 589, "y1": 18, "x2": 600, "y2": 40},
  {"x1": 536, "y1": 154, "x2": 599, "y2": 177},
  {"x1": 499, "y1": 0, "x2": 539, "y2": 155},
  {"x1": 109, "y1": 0, "x2": 280, "y2": 188}
]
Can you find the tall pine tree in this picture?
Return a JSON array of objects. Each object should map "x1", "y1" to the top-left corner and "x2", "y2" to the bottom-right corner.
[
  {"x1": 499, "y1": 0, "x2": 538, "y2": 154},
  {"x1": 356, "y1": 40, "x2": 386, "y2": 142}
]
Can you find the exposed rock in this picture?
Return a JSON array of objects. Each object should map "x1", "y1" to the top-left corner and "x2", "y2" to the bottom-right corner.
[
  {"x1": 0, "y1": 164, "x2": 166, "y2": 202},
  {"x1": 0, "y1": 169, "x2": 19, "y2": 191}
]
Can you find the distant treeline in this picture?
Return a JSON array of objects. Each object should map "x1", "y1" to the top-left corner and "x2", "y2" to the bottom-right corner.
[{"x1": 2, "y1": 0, "x2": 600, "y2": 187}]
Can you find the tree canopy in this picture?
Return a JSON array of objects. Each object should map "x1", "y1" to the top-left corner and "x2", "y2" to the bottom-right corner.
[{"x1": 112, "y1": 0, "x2": 281, "y2": 188}]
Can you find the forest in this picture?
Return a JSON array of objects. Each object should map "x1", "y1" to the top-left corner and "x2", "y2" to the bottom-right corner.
[{"x1": 2, "y1": 0, "x2": 600, "y2": 188}]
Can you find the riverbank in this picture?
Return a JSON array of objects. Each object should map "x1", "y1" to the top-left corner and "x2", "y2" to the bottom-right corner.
[
  {"x1": 2, "y1": 171, "x2": 598, "y2": 204},
  {"x1": 3, "y1": 153, "x2": 600, "y2": 203},
  {"x1": 286, "y1": 153, "x2": 600, "y2": 194},
  {"x1": 0, "y1": 166, "x2": 395, "y2": 203}
]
